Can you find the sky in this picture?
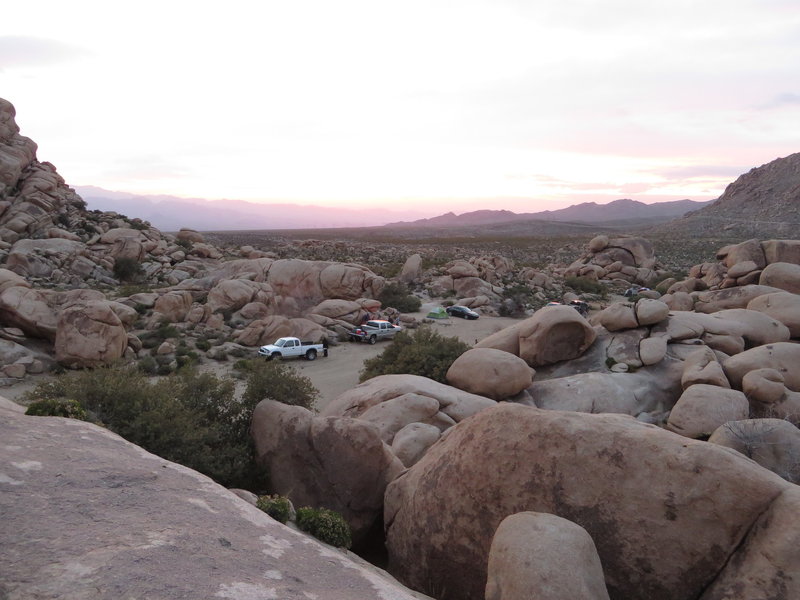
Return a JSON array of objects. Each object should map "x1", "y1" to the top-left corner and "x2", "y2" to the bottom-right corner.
[{"x1": 1, "y1": 0, "x2": 799, "y2": 218}]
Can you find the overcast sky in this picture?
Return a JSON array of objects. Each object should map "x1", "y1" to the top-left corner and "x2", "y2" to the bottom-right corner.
[{"x1": 2, "y1": 0, "x2": 799, "y2": 216}]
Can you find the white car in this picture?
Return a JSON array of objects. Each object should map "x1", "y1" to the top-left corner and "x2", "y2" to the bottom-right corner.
[{"x1": 258, "y1": 337, "x2": 328, "y2": 360}]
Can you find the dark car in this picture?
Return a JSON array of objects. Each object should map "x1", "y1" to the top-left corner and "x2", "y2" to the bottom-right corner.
[
  {"x1": 446, "y1": 305, "x2": 479, "y2": 320},
  {"x1": 569, "y1": 299, "x2": 590, "y2": 316}
]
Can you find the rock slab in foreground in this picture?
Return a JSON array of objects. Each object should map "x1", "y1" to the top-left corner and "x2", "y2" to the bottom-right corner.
[
  {"x1": 384, "y1": 403, "x2": 790, "y2": 600},
  {"x1": 0, "y1": 403, "x2": 425, "y2": 600}
]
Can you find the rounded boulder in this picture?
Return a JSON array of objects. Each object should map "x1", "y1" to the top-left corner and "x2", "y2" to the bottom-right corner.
[{"x1": 446, "y1": 348, "x2": 533, "y2": 400}]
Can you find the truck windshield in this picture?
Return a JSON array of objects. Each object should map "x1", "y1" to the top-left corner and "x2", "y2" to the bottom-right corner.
[{"x1": 274, "y1": 339, "x2": 287, "y2": 347}]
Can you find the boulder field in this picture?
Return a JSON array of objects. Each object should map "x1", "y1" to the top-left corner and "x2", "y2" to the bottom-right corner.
[{"x1": 384, "y1": 403, "x2": 799, "y2": 600}]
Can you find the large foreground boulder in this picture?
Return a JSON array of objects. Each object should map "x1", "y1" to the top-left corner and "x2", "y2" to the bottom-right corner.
[
  {"x1": 384, "y1": 403, "x2": 790, "y2": 600},
  {"x1": 0, "y1": 402, "x2": 426, "y2": 600},
  {"x1": 700, "y1": 486, "x2": 800, "y2": 600},
  {"x1": 485, "y1": 512, "x2": 610, "y2": 600},
  {"x1": 251, "y1": 399, "x2": 404, "y2": 544},
  {"x1": 54, "y1": 300, "x2": 128, "y2": 367}
]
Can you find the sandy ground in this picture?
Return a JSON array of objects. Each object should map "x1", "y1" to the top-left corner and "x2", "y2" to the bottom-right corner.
[
  {"x1": 290, "y1": 305, "x2": 520, "y2": 410},
  {"x1": 0, "y1": 304, "x2": 521, "y2": 411}
]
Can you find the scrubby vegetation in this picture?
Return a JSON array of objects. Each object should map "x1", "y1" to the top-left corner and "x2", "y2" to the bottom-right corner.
[
  {"x1": 22, "y1": 363, "x2": 320, "y2": 490},
  {"x1": 256, "y1": 494, "x2": 294, "y2": 524},
  {"x1": 564, "y1": 276, "x2": 608, "y2": 297},
  {"x1": 112, "y1": 257, "x2": 144, "y2": 282},
  {"x1": 236, "y1": 359, "x2": 319, "y2": 411},
  {"x1": 295, "y1": 506, "x2": 352, "y2": 548},
  {"x1": 377, "y1": 282, "x2": 422, "y2": 313},
  {"x1": 359, "y1": 326, "x2": 470, "y2": 383},
  {"x1": 25, "y1": 397, "x2": 88, "y2": 420}
]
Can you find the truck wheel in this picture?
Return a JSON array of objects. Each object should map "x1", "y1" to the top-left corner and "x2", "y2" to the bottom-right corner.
[
  {"x1": 369, "y1": 335, "x2": 377, "y2": 345},
  {"x1": 269, "y1": 352, "x2": 282, "y2": 361},
  {"x1": 305, "y1": 349, "x2": 317, "y2": 361}
]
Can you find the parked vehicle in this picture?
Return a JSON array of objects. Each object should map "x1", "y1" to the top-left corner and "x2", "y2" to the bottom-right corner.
[
  {"x1": 258, "y1": 337, "x2": 328, "y2": 361},
  {"x1": 545, "y1": 300, "x2": 590, "y2": 317},
  {"x1": 446, "y1": 305, "x2": 480, "y2": 320},
  {"x1": 569, "y1": 299, "x2": 590, "y2": 316},
  {"x1": 349, "y1": 320, "x2": 402, "y2": 344}
]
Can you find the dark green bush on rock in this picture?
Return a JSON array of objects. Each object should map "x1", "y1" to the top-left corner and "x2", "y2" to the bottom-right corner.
[
  {"x1": 22, "y1": 366, "x2": 265, "y2": 490},
  {"x1": 378, "y1": 282, "x2": 422, "y2": 313},
  {"x1": 112, "y1": 257, "x2": 144, "y2": 282},
  {"x1": 25, "y1": 397, "x2": 88, "y2": 420},
  {"x1": 256, "y1": 494, "x2": 294, "y2": 524},
  {"x1": 296, "y1": 507, "x2": 352, "y2": 548},
  {"x1": 238, "y1": 359, "x2": 319, "y2": 411},
  {"x1": 359, "y1": 326, "x2": 470, "y2": 383}
]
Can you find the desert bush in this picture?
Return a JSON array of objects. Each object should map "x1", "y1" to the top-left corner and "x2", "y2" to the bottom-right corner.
[
  {"x1": 565, "y1": 276, "x2": 607, "y2": 297},
  {"x1": 295, "y1": 507, "x2": 352, "y2": 548},
  {"x1": 175, "y1": 237, "x2": 192, "y2": 250},
  {"x1": 378, "y1": 282, "x2": 421, "y2": 313},
  {"x1": 22, "y1": 366, "x2": 265, "y2": 490},
  {"x1": 113, "y1": 257, "x2": 144, "y2": 282},
  {"x1": 499, "y1": 283, "x2": 536, "y2": 317},
  {"x1": 371, "y1": 262, "x2": 403, "y2": 278},
  {"x1": 137, "y1": 355, "x2": 158, "y2": 374},
  {"x1": 256, "y1": 494, "x2": 294, "y2": 524},
  {"x1": 195, "y1": 339, "x2": 212, "y2": 352},
  {"x1": 238, "y1": 359, "x2": 319, "y2": 411},
  {"x1": 359, "y1": 326, "x2": 470, "y2": 383},
  {"x1": 139, "y1": 323, "x2": 181, "y2": 349},
  {"x1": 128, "y1": 219, "x2": 149, "y2": 231},
  {"x1": 25, "y1": 397, "x2": 88, "y2": 420}
]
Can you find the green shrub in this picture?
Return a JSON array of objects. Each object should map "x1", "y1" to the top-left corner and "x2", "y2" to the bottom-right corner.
[
  {"x1": 175, "y1": 237, "x2": 192, "y2": 250},
  {"x1": 371, "y1": 262, "x2": 403, "y2": 278},
  {"x1": 239, "y1": 359, "x2": 319, "y2": 411},
  {"x1": 295, "y1": 507, "x2": 352, "y2": 548},
  {"x1": 565, "y1": 276, "x2": 607, "y2": 297},
  {"x1": 25, "y1": 397, "x2": 88, "y2": 420},
  {"x1": 138, "y1": 355, "x2": 158, "y2": 374},
  {"x1": 113, "y1": 257, "x2": 144, "y2": 282},
  {"x1": 359, "y1": 326, "x2": 470, "y2": 383},
  {"x1": 378, "y1": 282, "x2": 422, "y2": 313},
  {"x1": 256, "y1": 494, "x2": 293, "y2": 524},
  {"x1": 195, "y1": 339, "x2": 211, "y2": 352},
  {"x1": 129, "y1": 219, "x2": 149, "y2": 230},
  {"x1": 22, "y1": 366, "x2": 265, "y2": 490}
]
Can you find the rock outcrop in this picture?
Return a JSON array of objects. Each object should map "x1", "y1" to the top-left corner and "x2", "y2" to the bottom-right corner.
[
  {"x1": 384, "y1": 403, "x2": 793, "y2": 600},
  {"x1": 0, "y1": 401, "x2": 428, "y2": 600}
]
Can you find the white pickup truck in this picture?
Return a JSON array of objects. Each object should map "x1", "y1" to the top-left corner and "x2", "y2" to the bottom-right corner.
[
  {"x1": 349, "y1": 320, "x2": 402, "y2": 344},
  {"x1": 258, "y1": 337, "x2": 328, "y2": 361}
]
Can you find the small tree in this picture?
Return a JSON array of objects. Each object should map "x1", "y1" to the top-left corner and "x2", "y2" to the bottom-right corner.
[
  {"x1": 113, "y1": 257, "x2": 144, "y2": 282},
  {"x1": 359, "y1": 326, "x2": 470, "y2": 383},
  {"x1": 239, "y1": 359, "x2": 319, "y2": 411},
  {"x1": 378, "y1": 282, "x2": 422, "y2": 313}
]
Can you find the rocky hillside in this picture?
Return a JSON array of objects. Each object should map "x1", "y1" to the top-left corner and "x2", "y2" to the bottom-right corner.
[{"x1": 656, "y1": 153, "x2": 800, "y2": 237}]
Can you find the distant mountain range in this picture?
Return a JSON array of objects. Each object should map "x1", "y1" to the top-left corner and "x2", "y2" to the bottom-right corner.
[
  {"x1": 387, "y1": 198, "x2": 712, "y2": 228},
  {"x1": 76, "y1": 187, "x2": 431, "y2": 231}
]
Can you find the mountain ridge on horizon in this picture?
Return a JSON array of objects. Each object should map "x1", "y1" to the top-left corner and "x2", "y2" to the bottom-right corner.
[
  {"x1": 76, "y1": 186, "x2": 434, "y2": 231},
  {"x1": 386, "y1": 198, "x2": 713, "y2": 228},
  {"x1": 77, "y1": 185, "x2": 713, "y2": 231}
]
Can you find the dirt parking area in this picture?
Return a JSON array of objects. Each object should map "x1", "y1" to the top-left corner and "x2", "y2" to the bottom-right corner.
[
  {"x1": 0, "y1": 304, "x2": 521, "y2": 412},
  {"x1": 289, "y1": 305, "x2": 520, "y2": 410}
]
